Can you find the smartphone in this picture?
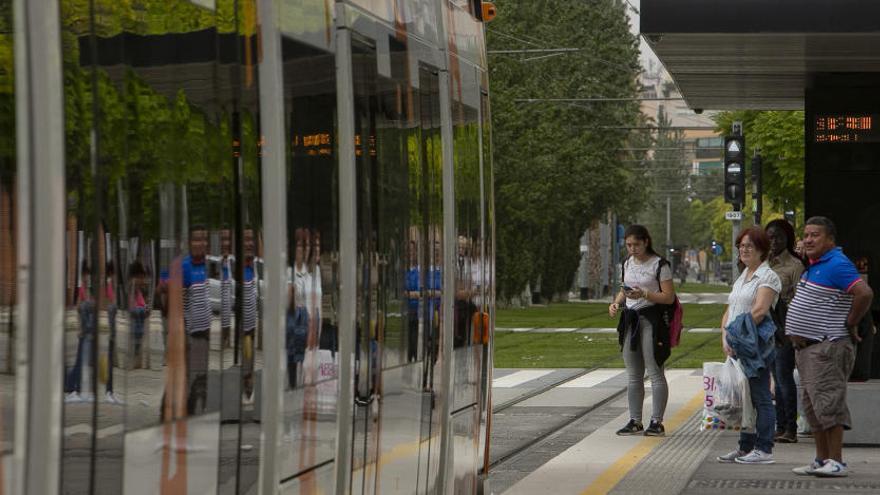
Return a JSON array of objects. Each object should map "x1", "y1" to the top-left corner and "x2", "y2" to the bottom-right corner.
[{"x1": 620, "y1": 284, "x2": 634, "y2": 292}]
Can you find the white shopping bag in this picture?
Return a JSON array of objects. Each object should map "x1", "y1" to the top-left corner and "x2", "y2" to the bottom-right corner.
[
  {"x1": 316, "y1": 350, "x2": 338, "y2": 413},
  {"x1": 700, "y1": 357, "x2": 754, "y2": 432}
]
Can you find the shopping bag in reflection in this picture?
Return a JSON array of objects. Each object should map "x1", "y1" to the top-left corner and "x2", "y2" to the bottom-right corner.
[{"x1": 316, "y1": 349, "x2": 338, "y2": 413}]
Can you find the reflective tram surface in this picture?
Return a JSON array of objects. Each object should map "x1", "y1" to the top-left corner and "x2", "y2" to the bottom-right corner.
[{"x1": 4, "y1": 0, "x2": 494, "y2": 494}]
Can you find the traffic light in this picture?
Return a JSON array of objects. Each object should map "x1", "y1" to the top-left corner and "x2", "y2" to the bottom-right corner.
[
  {"x1": 470, "y1": 0, "x2": 497, "y2": 22},
  {"x1": 724, "y1": 136, "x2": 746, "y2": 205}
]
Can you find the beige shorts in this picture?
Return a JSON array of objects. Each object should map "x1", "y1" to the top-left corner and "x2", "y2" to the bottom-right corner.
[{"x1": 795, "y1": 338, "x2": 855, "y2": 431}]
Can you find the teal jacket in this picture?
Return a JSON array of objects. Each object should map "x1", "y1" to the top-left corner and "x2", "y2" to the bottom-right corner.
[{"x1": 726, "y1": 313, "x2": 776, "y2": 378}]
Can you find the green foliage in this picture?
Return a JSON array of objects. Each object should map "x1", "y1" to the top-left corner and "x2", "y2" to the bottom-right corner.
[
  {"x1": 713, "y1": 110, "x2": 805, "y2": 215},
  {"x1": 491, "y1": 0, "x2": 643, "y2": 301}
]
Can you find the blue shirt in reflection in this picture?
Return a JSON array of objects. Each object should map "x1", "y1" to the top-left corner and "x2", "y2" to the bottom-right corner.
[{"x1": 406, "y1": 266, "x2": 420, "y2": 311}]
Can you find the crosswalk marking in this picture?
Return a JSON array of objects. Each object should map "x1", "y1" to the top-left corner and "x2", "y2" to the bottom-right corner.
[
  {"x1": 492, "y1": 369, "x2": 555, "y2": 388},
  {"x1": 559, "y1": 369, "x2": 623, "y2": 388}
]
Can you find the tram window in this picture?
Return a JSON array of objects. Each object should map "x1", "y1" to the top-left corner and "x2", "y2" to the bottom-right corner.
[
  {"x1": 57, "y1": 0, "x2": 244, "y2": 492},
  {"x1": 277, "y1": 20, "x2": 340, "y2": 486},
  {"x1": 0, "y1": 0, "x2": 16, "y2": 481}
]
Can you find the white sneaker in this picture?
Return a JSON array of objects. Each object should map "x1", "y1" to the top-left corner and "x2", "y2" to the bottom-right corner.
[
  {"x1": 735, "y1": 449, "x2": 774, "y2": 464},
  {"x1": 65, "y1": 392, "x2": 82, "y2": 403},
  {"x1": 242, "y1": 393, "x2": 255, "y2": 406},
  {"x1": 812, "y1": 459, "x2": 848, "y2": 477},
  {"x1": 104, "y1": 391, "x2": 124, "y2": 405},
  {"x1": 717, "y1": 449, "x2": 745, "y2": 463},
  {"x1": 792, "y1": 459, "x2": 825, "y2": 476}
]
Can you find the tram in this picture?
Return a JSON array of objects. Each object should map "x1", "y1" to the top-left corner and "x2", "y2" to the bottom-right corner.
[{"x1": 2, "y1": 0, "x2": 495, "y2": 493}]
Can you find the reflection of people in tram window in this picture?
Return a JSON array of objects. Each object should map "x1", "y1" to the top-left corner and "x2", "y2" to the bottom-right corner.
[
  {"x1": 318, "y1": 236, "x2": 338, "y2": 355},
  {"x1": 308, "y1": 230, "x2": 323, "y2": 357},
  {"x1": 286, "y1": 228, "x2": 310, "y2": 389},
  {"x1": 104, "y1": 261, "x2": 122, "y2": 403},
  {"x1": 241, "y1": 228, "x2": 258, "y2": 403},
  {"x1": 183, "y1": 225, "x2": 211, "y2": 414},
  {"x1": 128, "y1": 260, "x2": 149, "y2": 370},
  {"x1": 454, "y1": 235, "x2": 474, "y2": 348},
  {"x1": 220, "y1": 227, "x2": 233, "y2": 349},
  {"x1": 154, "y1": 269, "x2": 170, "y2": 366},
  {"x1": 425, "y1": 237, "x2": 442, "y2": 383},
  {"x1": 405, "y1": 240, "x2": 421, "y2": 363},
  {"x1": 66, "y1": 260, "x2": 95, "y2": 402}
]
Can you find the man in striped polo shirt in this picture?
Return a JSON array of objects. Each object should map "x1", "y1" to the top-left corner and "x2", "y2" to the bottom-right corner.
[
  {"x1": 183, "y1": 225, "x2": 212, "y2": 415},
  {"x1": 241, "y1": 228, "x2": 258, "y2": 404},
  {"x1": 786, "y1": 217, "x2": 874, "y2": 477}
]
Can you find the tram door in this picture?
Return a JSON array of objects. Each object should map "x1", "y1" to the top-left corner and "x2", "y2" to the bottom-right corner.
[{"x1": 349, "y1": 34, "x2": 444, "y2": 495}]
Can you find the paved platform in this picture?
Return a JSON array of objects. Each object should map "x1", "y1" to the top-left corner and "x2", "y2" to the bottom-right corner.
[{"x1": 489, "y1": 369, "x2": 880, "y2": 495}]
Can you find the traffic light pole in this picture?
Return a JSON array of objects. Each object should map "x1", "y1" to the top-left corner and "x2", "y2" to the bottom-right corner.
[
  {"x1": 732, "y1": 203, "x2": 741, "y2": 282},
  {"x1": 752, "y1": 150, "x2": 763, "y2": 226}
]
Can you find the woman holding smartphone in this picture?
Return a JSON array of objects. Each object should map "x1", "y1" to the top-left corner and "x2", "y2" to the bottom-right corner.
[{"x1": 608, "y1": 225, "x2": 676, "y2": 436}]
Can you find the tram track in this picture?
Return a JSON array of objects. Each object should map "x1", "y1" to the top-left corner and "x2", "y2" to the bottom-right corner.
[{"x1": 487, "y1": 312, "x2": 723, "y2": 471}]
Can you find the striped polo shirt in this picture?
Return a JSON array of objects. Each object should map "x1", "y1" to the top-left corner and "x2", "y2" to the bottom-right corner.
[
  {"x1": 220, "y1": 257, "x2": 233, "y2": 328},
  {"x1": 242, "y1": 264, "x2": 258, "y2": 333},
  {"x1": 183, "y1": 255, "x2": 212, "y2": 334},
  {"x1": 785, "y1": 247, "x2": 862, "y2": 341}
]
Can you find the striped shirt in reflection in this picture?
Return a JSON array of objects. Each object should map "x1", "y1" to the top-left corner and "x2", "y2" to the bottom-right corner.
[
  {"x1": 221, "y1": 257, "x2": 233, "y2": 329},
  {"x1": 183, "y1": 255, "x2": 212, "y2": 334},
  {"x1": 242, "y1": 264, "x2": 257, "y2": 333}
]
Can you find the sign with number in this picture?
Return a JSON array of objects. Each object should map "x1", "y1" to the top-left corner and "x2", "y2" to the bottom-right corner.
[{"x1": 725, "y1": 211, "x2": 743, "y2": 221}]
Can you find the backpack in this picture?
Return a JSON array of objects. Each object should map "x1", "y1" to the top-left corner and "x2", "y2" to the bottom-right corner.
[{"x1": 622, "y1": 257, "x2": 685, "y2": 347}]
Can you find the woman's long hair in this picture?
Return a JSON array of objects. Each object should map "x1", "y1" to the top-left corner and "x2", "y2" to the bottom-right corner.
[{"x1": 623, "y1": 224, "x2": 659, "y2": 257}]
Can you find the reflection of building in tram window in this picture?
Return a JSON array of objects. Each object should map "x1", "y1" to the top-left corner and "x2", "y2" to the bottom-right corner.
[
  {"x1": 128, "y1": 260, "x2": 149, "y2": 370},
  {"x1": 183, "y1": 225, "x2": 211, "y2": 414},
  {"x1": 66, "y1": 261, "x2": 96, "y2": 403},
  {"x1": 242, "y1": 228, "x2": 257, "y2": 403},
  {"x1": 287, "y1": 228, "x2": 311, "y2": 389}
]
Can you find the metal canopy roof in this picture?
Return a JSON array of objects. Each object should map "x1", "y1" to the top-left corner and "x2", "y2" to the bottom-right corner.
[{"x1": 640, "y1": 0, "x2": 880, "y2": 110}]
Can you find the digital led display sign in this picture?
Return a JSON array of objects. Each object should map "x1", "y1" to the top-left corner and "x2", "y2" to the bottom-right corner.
[{"x1": 814, "y1": 114, "x2": 880, "y2": 143}]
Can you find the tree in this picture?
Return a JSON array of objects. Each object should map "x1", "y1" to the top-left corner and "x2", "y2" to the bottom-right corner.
[{"x1": 491, "y1": 0, "x2": 643, "y2": 302}]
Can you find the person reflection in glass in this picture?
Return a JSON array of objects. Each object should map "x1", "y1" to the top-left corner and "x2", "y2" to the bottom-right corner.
[
  {"x1": 241, "y1": 228, "x2": 258, "y2": 404},
  {"x1": 309, "y1": 229, "x2": 323, "y2": 356},
  {"x1": 154, "y1": 269, "x2": 170, "y2": 366},
  {"x1": 423, "y1": 237, "x2": 442, "y2": 388},
  {"x1": 405, "y1": 240, "x2": 421, "y2": 363},
  {"x1": 128, "y1": 260, "x2": 149, "y2": 370},
  {"x1": 183, "y1": 225, "x2": 211, "y2": 414},
  {"x1": 220, "y1": 227, "x2": 233, "y2": 349},
  {"x1": 287, "y1": 228, "x2": 310, "y2": 389},
  {"x1": 104, "y1": 261, "x2": 123, "y2": 404},
  {"x1": 66, "y1": 260, "x2": 96, "y2": 402},
  {"x1": 454, "y1": 235, "x2": 474, "y2": 348}
]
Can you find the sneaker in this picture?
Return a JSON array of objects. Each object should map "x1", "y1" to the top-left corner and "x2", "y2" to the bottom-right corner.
[
  {"x1": 797, "y1": 429, "x2": 813, "y2": 438},
  {"x1": 717, "y1": 449, "x2": 745, "y2": 463},
  {"x1": 242, "y1": 393, "x2": 255, "y2": 406},
  {"x1": 615, "y1": 419, "x2": 644, "y2": 436},
  {"x1": 104, "y1": 391, "x2": 125, "y2": 405},
  {"x1": 735, "y1": 449, "x2": 774, "y2": 464},
  {"x1": 65, "y1": 391, "x2": 82, "y2": 403},
  {"x1": 792, "y1": 458, "x2": 825, "y2": 476},
  {"x1": 776, "y1": 430, "x2": 797, "y2": 443},
  {"x1": 813, "y1": 459, "x2": 848, "y2": 477},
  {"x1": 645, "y1": 420, "x2": 665, "y2": 437}
]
